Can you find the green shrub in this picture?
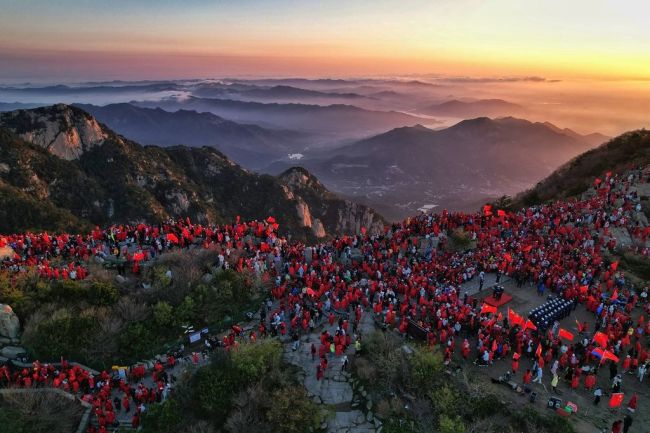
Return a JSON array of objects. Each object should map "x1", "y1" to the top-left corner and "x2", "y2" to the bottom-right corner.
[
  {"x1": 266, "y1": 386, "x2": 324, "y2": 433},
  {"x1": 88, "y1": 280, "x2": 120, "y2": 305},
  {"x1": 24, "y1": 311, "x2": 99, "y2": 362},
  {"x1": 409, "y1": 347, "x2": 443, "y2": 390},
  {"x1": 193, "y1": 340, "x2": 283, "y2": 423},
  {"x1": 141, "y1": 399, "x2": 183, "y2": 433},
  {"x1": 439, "y1": 414, "x2": 465, "y2": 433},
  {"x1": 51, "y1": 279, "x2": 88, "y2": 301},
  {"x1": 153, "y1": 301, "x2": 174, "y2": 327}
]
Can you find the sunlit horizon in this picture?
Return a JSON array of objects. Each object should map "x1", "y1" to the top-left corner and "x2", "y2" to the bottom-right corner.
[{"x1": 2, "y1": 0, "x2": 650, "y2": 82}]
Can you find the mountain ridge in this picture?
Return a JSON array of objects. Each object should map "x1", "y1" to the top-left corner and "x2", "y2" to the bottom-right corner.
[
  {"x1": 276, "y1": 116, "x2": 601, "y2": 219},
  {"x1": 0, "y1": 105, "x2": 385, "y2": 238},
  {"x1": 514, "y1": 129, "x2": 650, "y2": 206}
]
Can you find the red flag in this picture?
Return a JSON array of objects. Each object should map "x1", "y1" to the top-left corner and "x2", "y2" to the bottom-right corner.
[
  {"x1": 483, "y1": 204, "x2": 493, "y2": 216},
  {"x1": 480, "y1": 303, "x2": 497, "y2": 315},
  {"x1": 610, "y1": 261, "x2": 619, "y2": 271},
  {"x1": 523, "y1": 320, "x2": 537, "y2": 331},
  {"x1": 167, "y1": 233, "x2": 179, "y2": 244},
  {"x1": 579, "y1": 285, "x2": 588, "y2": 294},
  {"x1": 535, "y1": 343, "x2": 542, "y2": 358},
  {"x1": 609, "y1": 393, "x2": 624, "y2": 408},
  {"x1": 611, "y1": 289, "x2": 619, "y2": 301},
  {"x1": 602, "y1": 350, "x2": 619, "y2": 363},
  {"x1": 360, "y1": 226, "x2": 367, "y2": 235},
  {"x1": 522, "y1": 245, "x2": 533, "y2": 253},
  {"x1": 497, "y1": 209, "x2": 506, "y2": 217},
  {"x1": 558, "y1": 328, "x2": 574, "y2": 341},
  {"x1": 593, "y1": 331, "x2": 608, "y2": 348},
  {"x1": 508, "y1": 308, "x2": 524, "y2": 326},
  {"x1": 133, "y1": 252, "x2": 145, "y2": 261}
]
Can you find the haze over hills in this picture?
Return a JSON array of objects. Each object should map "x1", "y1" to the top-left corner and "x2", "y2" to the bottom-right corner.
[
  {"x1": 134, "y1": 95, "x2": 431, "y2": 137},
  {"x1": 0, "y1": 105, "x2": 384, "y2": 238},
  {"x1": 191, "y1": 82, "x2": 369, "y2": 103},
  {"x1": 272, "y1": 117, "x2": 606, "y2": 220},
  {"x1": 418, "y1": 99, "x2": 525, "y2": 118},
  {"x1": 74, "y1": 103, "x2": 310, "y2": 169}
]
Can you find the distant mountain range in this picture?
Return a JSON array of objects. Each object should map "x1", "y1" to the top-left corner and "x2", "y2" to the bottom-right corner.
[
  {"x1": 0, "y1": 105, "x2": 384, "y2": 238},
  {"x1": 418, "y1": 99, "x2": 525, "y2": 118},
  {"x1": 134, "y1": 96, "x2": 430, "y2": 136},
  {"x1": 191, "y1": 83, "x2": 368, "y2": 102},
  {"x1": 269, "y1": 117, "x2": 608, "y2": 219},
  {"x1": 74, "y1": 103, "x2": 309, "y2": 169}
]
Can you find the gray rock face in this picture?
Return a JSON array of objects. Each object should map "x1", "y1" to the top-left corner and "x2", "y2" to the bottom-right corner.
[
  {"x1": 0, "y1": 304, "x2": 20, "y2": 339},
  {"x1": 0, "y1": 345, "x2": 27, "y2": 359},
  {"x1": 0, "y1": 104, "x2": 108, "y2": 160}
]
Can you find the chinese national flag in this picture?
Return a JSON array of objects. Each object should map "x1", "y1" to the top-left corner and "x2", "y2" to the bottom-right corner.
[
  {"x1": 508, "y1": 308, "x2": 524, "y2": 327},
  {"x1": 610, "y1": 261, "x2": 619, "y2": 271},
  {"x1": 481, "y1": 303, "x2": 497, "y2": 315},
  {"x1": 535, "y1": 343, "x2": 542, "y2": 358},
  {"x1": 579, "y1": 285, "x2": 588, "y2": 294},
  {"x1": 602, "y1": 350, "x2": 619, "y2": 363},
  {"x1": 593, "y1": 331, "x2": 609, "y2": 348},
  {"x1": 524, "y1": 320, "x2": 537, "y2": 331},
  {"x1": 558, "y1": 328, "x2": 574, "y2": 341},
  {"x1": 497, "y1": 209, "x2": 506, "y2": 217},
  {"x1": 609, "y1": 393, "x2": 624, "y2": 408}
]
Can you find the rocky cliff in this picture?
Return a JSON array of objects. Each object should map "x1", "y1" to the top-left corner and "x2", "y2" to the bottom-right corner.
[
  {"x1": 278, "y1": 167, "x2": 385, "y2": 237},
  {"x1": 0, "y1": 105, "x2": 385, "y2": 239},
  {"x1": 0, "y1": 104, "x2": 107, "y2": 160}
]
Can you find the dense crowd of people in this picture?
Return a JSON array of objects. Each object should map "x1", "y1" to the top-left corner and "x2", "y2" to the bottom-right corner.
[
  {"x1": 0, "y1": 216, "x2": 280, "y2": 278},
  {"x1": 1, "y1": 166, "x2": 649, "y2": 432}
]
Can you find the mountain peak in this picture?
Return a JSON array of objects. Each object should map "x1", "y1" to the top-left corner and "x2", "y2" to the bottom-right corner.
[
  {"x1": 0, "y1": 104, "x2": 110, "y2": 160},
  {"x1": 278, "y1": 166, "x2": 329, "y2": 194}
]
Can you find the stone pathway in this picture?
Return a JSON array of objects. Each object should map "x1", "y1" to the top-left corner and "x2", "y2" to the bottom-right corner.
[{"x1": 283, "y1": 311, "x2": 382, "y2": 433}]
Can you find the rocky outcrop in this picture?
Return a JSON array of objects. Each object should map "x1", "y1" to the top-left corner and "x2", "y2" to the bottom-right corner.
[
  {"x1": 279, "y1": 167, "x2": 386, "y2": 238},
  {"x1": 0, "y1": 104, "x2": 108, "y2": 160},
  {"x1": 0, "y1": 304, "x2": 20, "y2": 339}
]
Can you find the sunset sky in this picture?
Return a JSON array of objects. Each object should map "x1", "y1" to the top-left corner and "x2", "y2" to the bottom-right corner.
[{"x1": 1, "y1": 0, "x2": 649, "y2": 82}]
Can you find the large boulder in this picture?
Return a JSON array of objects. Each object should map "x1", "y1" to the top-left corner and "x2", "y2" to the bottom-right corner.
[{"x1": 0, "y1": 304, "x2": 20, "y2": 339}]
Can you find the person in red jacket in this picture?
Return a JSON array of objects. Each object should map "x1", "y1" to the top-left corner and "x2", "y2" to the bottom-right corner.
[
  {"x1": 131, "y1": 414, "x2": 140, "y2": 429},
  {"x1": 511, "y1": 354, "x2": 520, "y2": 374},
  {"x1": 585, "y1": 373, "x2": 596, "y2": 390},
  {"x1": 627, "y1": 393, "x2": 637, "y2": 413}
]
